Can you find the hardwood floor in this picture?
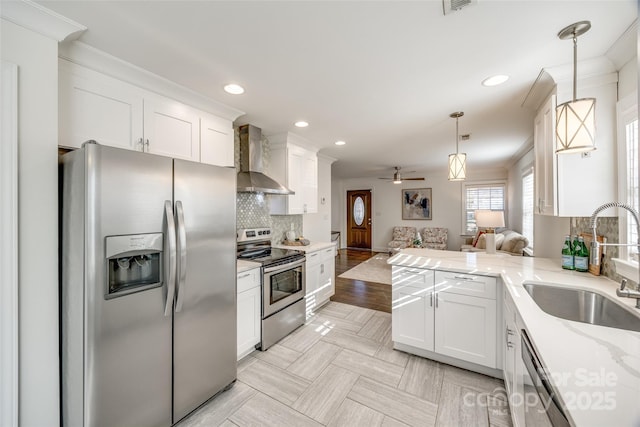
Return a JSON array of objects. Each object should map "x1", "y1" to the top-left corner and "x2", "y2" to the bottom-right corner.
[{"x1": 331, "y1": 249, "x2": 392, "y2": 313}]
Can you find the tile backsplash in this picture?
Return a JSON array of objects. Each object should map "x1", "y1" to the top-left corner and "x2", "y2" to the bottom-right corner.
[
  {"x1": 573, "y1": 216, "x2": 621, "y2": 282},
  {"x1": 234, "y1": 126, "x2": 302, "y2": 243},
  {"x1": 271, "y1": 215, "x2": 303, "y2": 243},
  {"x1": 236, "y1": 192, "x2": 302, "y2": 243},
  {"x1": 237, "y1": 192, "x2": 270, "y2": 228}
]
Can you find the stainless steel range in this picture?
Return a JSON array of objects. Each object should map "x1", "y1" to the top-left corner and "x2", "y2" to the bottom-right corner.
[{"x1": 237, "y1": 228, "x2": 306, "y2": 350}]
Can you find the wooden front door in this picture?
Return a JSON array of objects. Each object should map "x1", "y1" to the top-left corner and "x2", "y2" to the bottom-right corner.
[{"x1": 346, "y1": 190, "x2": 372, "y2": 249}]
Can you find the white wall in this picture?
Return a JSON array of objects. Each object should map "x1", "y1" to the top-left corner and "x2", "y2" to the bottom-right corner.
[
  {"x1": 302, "y1": 154, "x2": 334, "y2": 242},
  {"x1": 619, "y1": 56, "x2": 638, "y2": 99},
  {"x1": 333, "y1": 168, "x2": 507, "y2": 252},
  {"x1": 1, "y1": 19, "x2": 60, "y2": 426},
  {"x1": 507, "y1": 147, "x2": 534, "y2": 234}
]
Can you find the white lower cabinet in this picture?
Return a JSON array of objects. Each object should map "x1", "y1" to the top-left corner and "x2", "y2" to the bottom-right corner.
[
  {"x1": 504, "y1": 289, "x2": 525, "y2": 427},
  {"x1": 237, "y1": 267, "x2": 261, "y2": 360},
  {"x1": 391, "y1": 268, "x2": 434, "y2": 349},
  {"x1": 305, "y1": 246, "x2": 336, "y2": 317},
  {"x1": 392, "y1": 283, "x2": 434, "y2": 349},
  {"x1": 392, "y1": 267, "x2": 498, "y2": 369},
  {"x1": 434, "y1": 271, "x2": 497, "y2": 368}
]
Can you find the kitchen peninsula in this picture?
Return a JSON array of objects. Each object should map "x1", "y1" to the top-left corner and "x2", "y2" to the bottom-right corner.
[{"x1": 388, "y1": 248, "x2": 640, "y2": 427}]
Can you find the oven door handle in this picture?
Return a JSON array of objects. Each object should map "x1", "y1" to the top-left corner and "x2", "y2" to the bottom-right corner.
[{"x1": 263, "y1": 258, "x2": 305, "y2": 273}]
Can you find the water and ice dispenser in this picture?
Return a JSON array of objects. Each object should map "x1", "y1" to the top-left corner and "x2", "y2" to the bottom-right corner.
[{"x1": 105, "y1": 233, "x2": 163, "y2": 298}]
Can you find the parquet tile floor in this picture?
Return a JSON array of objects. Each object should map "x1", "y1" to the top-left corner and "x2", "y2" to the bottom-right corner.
[{"x1": 179, "y1": 301, "x2": 512, "y2": 427}]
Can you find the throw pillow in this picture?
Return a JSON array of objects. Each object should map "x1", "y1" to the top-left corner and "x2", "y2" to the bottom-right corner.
[
  {"x1": 476, "y1": 232, "x2": 505, "y2": 250},
  {"x1": 472, "y1": 230, "x2": 485, "y2": 247}
]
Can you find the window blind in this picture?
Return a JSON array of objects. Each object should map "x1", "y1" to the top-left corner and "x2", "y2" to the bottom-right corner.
[{"x1": 464, "y1": 184, "x2": 505, "y2": 233}]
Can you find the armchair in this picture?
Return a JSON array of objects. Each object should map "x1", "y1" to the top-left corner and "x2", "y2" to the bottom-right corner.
[
  {"x1": 419, "y1": 227, "x2": 448, "y2": 250},
  {"x1": 388, "y1": 226, "x2": 417, "y2": 254}
]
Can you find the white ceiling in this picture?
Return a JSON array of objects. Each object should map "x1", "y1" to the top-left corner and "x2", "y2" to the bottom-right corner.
[{"x1": 39, "y1": 0, "x2": 637, "y2": 179}]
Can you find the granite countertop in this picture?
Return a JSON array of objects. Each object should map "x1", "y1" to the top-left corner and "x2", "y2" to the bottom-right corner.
[
  {"x1": 388, "y1": 248, "x2": 640, "y2": 427},
  {"x1": 272, "y1": 241, "x2": 336, "y2": 253},
  {"x1": 237, "y1": 259, "x2": 261, "y2": 274}
]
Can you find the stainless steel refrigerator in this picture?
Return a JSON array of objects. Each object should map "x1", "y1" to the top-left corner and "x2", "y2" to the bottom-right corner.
[{"x1": 61, "y1": 142, "x2": 237, "y2": 426}]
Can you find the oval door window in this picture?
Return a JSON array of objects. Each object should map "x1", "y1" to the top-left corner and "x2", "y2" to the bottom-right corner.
[{"x1": 353, "y1": 196, "x2": 365, "y2": 225}]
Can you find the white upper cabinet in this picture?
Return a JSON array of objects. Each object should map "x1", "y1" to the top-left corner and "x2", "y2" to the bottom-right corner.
[
  {"x1": 200, "y1": 113, "x2": 234, "y2": 167},
  {"x1": 530, "y1": 65, "x2": 618, "y2": 217},
  {"x1": 59, "y1": 62, "x2": 143, "y2": 151},
  {"x1": 59, "y1": 60, "x2": 237, "y2": 166},
  {"x1": 143, "y1": 96, "x2": 199, "y2": 161},
  {"x1": 268, "y1": 132, "x2": 319, "y2": 215}
]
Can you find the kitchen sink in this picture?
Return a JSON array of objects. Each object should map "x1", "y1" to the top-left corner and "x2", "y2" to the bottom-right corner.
[{"x1": 523, "y1": 283, "x2": 640, "y2": 333}]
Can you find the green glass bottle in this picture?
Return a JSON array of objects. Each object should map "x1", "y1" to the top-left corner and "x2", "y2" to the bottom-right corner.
[
  {"x1": 574, "y1": 236, "x2": 590, "y2": 272},
  {"x1": 561, "y1": 235, "x2": 574, "y2": 270}
]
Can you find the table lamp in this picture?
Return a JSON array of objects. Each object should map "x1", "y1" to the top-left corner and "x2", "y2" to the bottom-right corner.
[{"x1": 475, "y1": 210, "x2": 505, "y2": 254}]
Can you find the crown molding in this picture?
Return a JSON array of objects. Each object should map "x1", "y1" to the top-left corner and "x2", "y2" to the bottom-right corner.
[
  {"x1": 605, "y1": 19, "x2": 638, "y2": 70},
  {"x1": 0, "y1": 0, "x2": 85, "y2": 41},
  {"x1": 267, "y1": 131, "x2": 319, "y2": 153},
  {"x1": 59, "y1": 41, "x2": 245, "y2": 122},
  {"x1": 317, "y1": 152, "x2": 337, "y2": 164}
]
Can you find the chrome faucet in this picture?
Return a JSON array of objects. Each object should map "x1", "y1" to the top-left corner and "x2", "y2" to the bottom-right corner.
[{"x1": 589, "y1": 202, "x2": 640, "y2": 309}]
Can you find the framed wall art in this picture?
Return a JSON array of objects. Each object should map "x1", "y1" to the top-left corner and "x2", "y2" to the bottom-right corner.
[{"x1": 402, "y1": 188, "x2": 432, "y2": 220}]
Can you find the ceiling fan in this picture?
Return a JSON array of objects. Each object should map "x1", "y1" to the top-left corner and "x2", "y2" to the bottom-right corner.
[{"x1": 378, "y1": 167, "x2": 425, "y2": 184}]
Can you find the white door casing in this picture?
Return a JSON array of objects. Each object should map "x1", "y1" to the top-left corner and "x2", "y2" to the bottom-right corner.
[{"x1": 0, "y1": 60, "x2": 19, "y2": 427}]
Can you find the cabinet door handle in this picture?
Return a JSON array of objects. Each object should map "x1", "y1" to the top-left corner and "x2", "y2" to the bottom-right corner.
[
  {"x1": 321, "y1": 264, "x2": 324, "y2": 274},
  {"x1": 506, "y1": 327, "x2": 515, "y2": 336},
  {"x1": 145, "y1": 139, "x2": 150, "y2": 151},
  {"x1": 309, "y1": 253, "x2": 318, "y2": 258},
  {"x1": 238, "y1": 273, "x2": 251, "y2": 279},
  {"x1": 435, "y1": 293, "x2": 439, "y2": 308},
  {"x1": 430, "y1": 292, "x2": 433, "y2": 307},
  {"x1": 138, "y1": 137, "x2": 144, "y2": 152},
  {"x1": 507, "y1": 342, "x2": 514, "y2": 349},
  {"x1": 451, "y1": 275, "x2": 476, "y2": 281},
  {"x1": 399, "y1": 269, "x2": 428, "y2": 275}
]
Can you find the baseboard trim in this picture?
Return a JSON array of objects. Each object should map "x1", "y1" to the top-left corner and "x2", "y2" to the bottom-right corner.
[{"x1": 393, "y1": 342, "x2": 504, "y2": 380}]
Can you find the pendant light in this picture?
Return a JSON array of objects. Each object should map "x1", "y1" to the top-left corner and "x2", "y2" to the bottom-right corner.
[
  {"x1": 448, "y1": 112, "x2": 466, "y2": 181},
  {"x1": 555, "y1": 21, "x2": 596, "y2": 154}
]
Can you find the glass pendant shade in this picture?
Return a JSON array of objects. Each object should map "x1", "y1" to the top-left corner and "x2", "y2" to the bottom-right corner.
[
  {"x1": 448, "y1": 152, "x2": 466, "y2": 181},
  {"x1": 556, "y1": 97, "x2": 596, "y2": 153}
]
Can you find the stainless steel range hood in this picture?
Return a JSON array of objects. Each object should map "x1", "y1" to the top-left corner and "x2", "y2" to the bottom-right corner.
[{"x1": 237, "y1": 124, "x2": 294, "y2": 195}]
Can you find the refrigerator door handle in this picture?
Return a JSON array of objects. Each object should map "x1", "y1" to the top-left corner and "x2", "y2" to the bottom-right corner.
[
  {"x1": 164, "y1": 200, "x2": 177, "y2": 316},
  {"x1": 175, "y1": 200, "x2": 187, "y2": 312}
]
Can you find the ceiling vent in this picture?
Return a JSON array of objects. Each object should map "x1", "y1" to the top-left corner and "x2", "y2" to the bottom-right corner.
[{"x1": 443, "y1": 0, "x2": 477, "y2": 15}]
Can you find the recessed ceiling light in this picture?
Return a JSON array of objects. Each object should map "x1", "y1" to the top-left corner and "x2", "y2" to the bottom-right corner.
[
  {"x1": 223, "y1": 83, "x2": 245, "y2": 95},
  {"x1": 294, "y1": 121, "x2": 309, "y2": 128},
  {"x1": 335, "y1": 141, "x2": 346, "y2": 146},
  {"x1": 482, "y1": 75, "x2": 509, "y2": 87}
]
